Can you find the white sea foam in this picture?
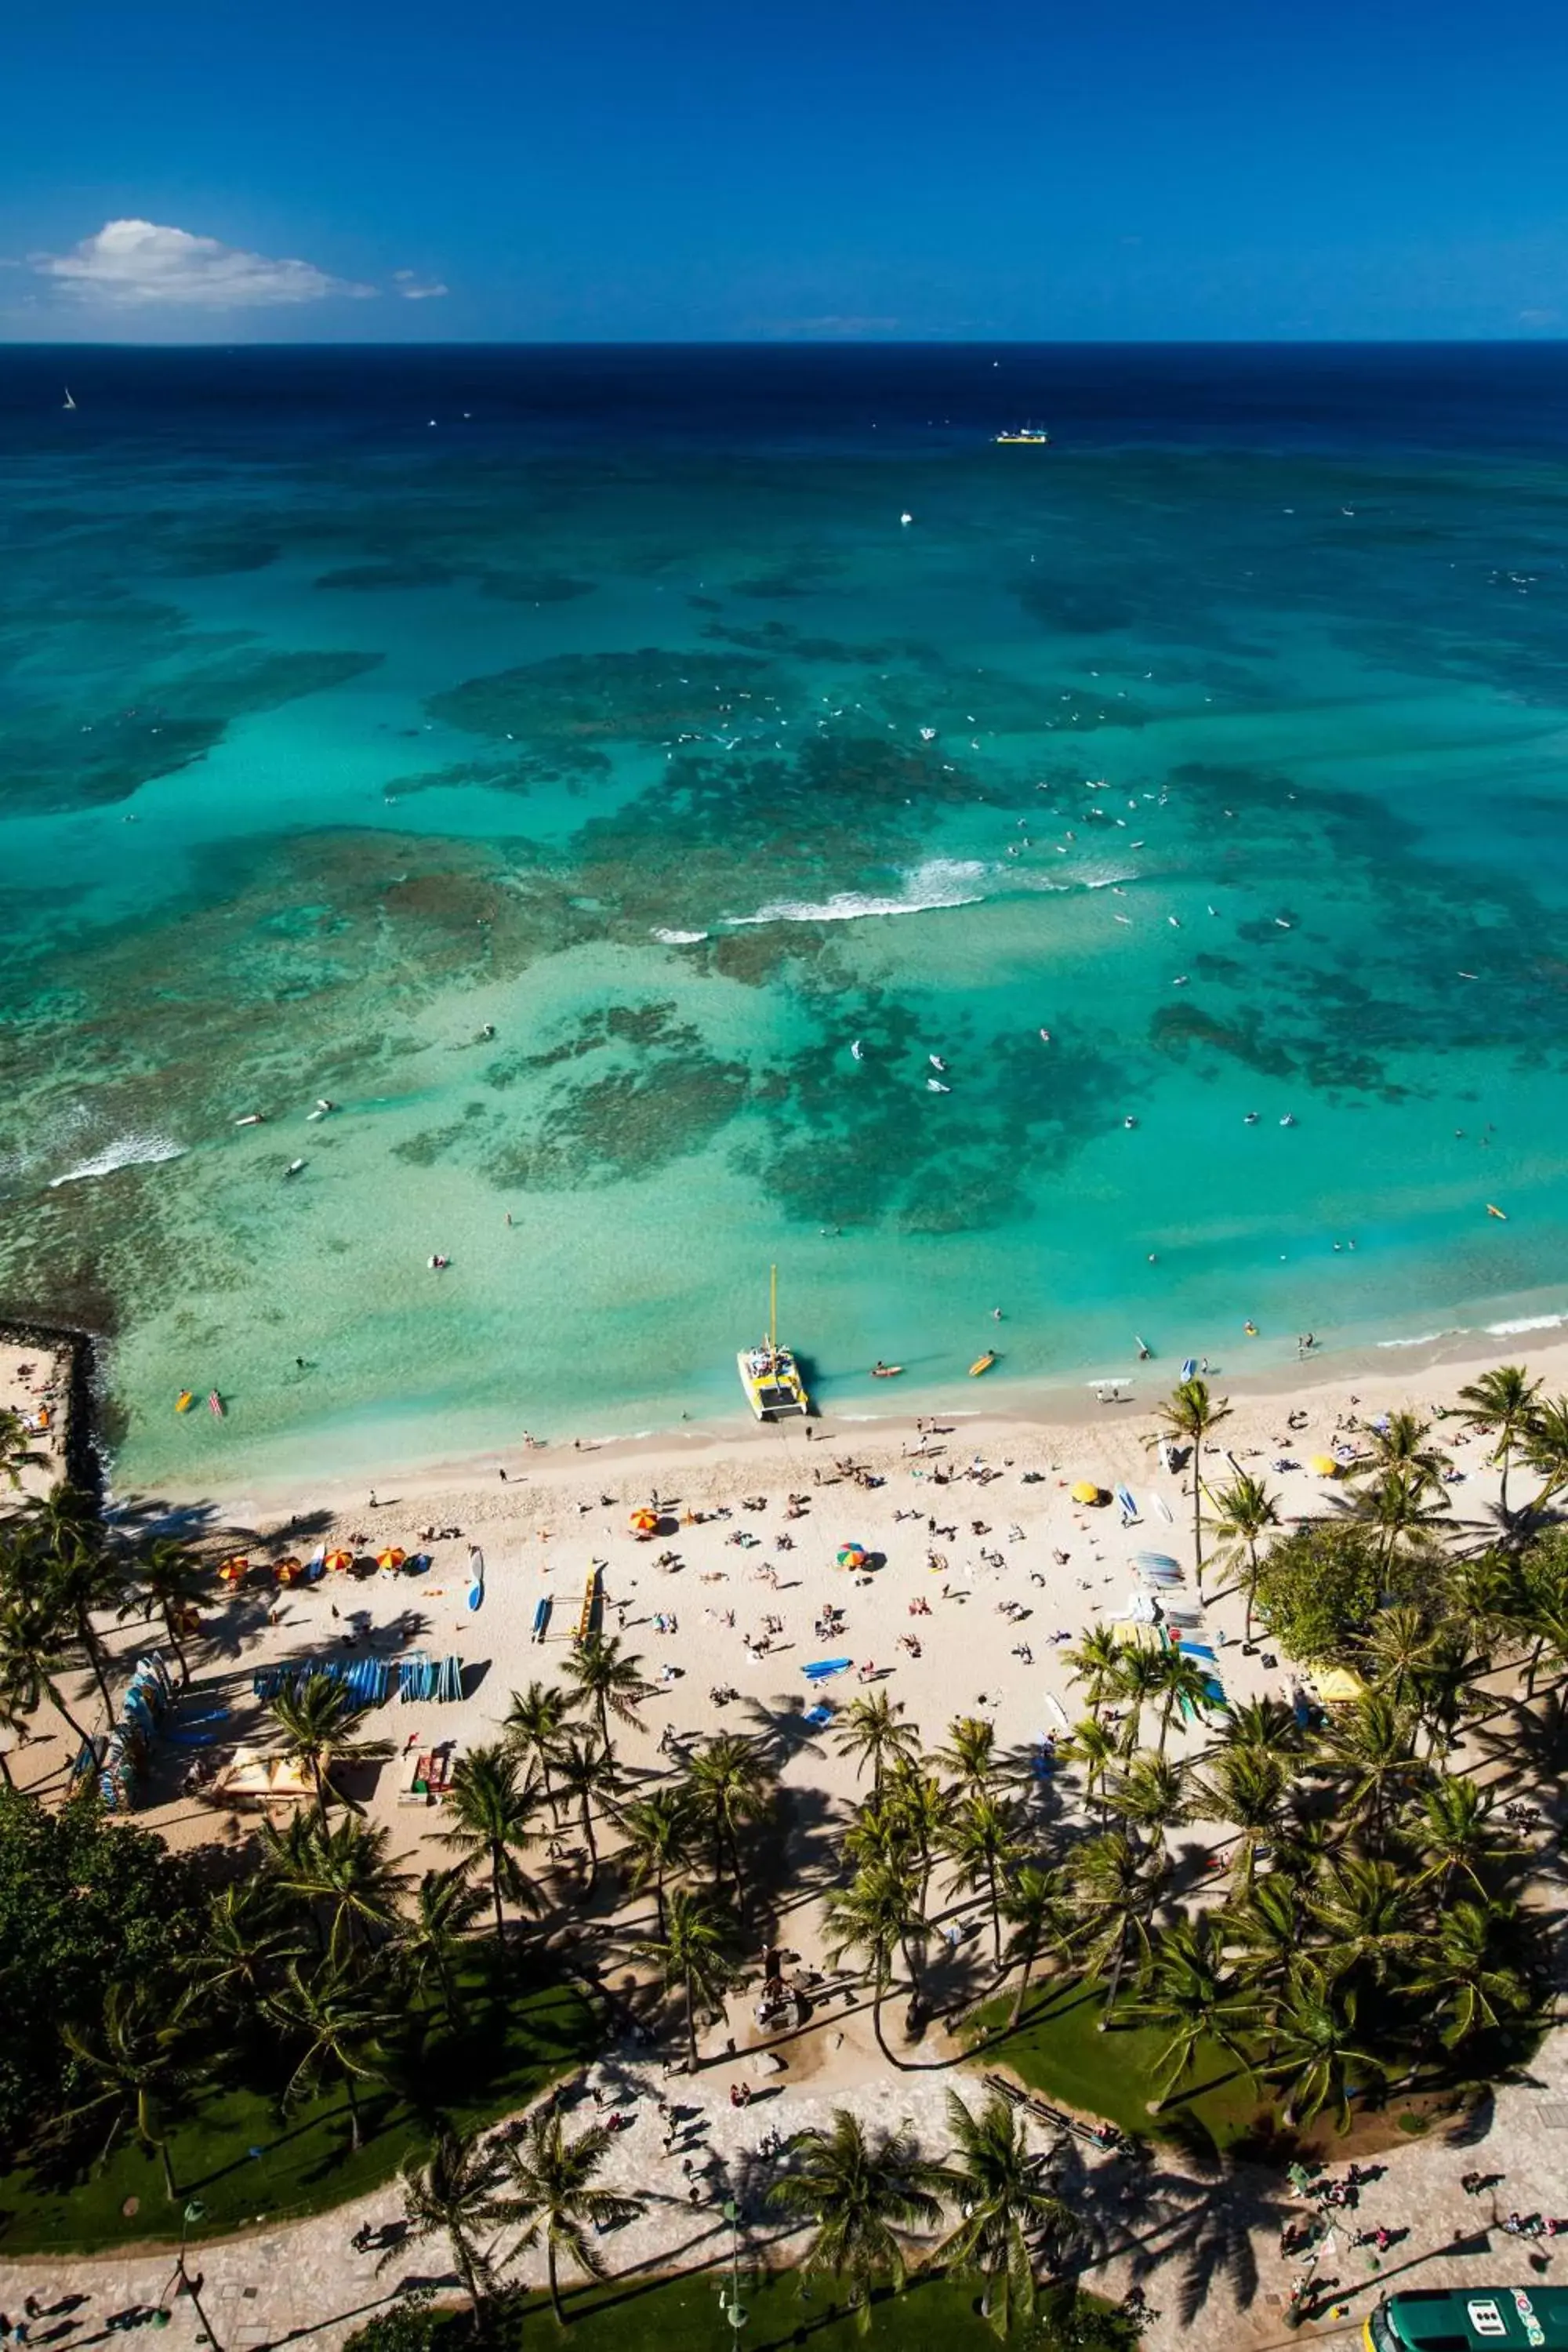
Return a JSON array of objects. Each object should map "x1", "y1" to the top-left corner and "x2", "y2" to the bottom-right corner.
[
  {"x1": 651, "y1": 928, "x2": 710, "y2": 944},
  {"x1": 1377, "y1": 1329, "x2": 1465, "y2": 1349},
  {"x1": 724, "y1": 858, "x2": 989, "y2": 927},
  {"x1": 49, "y1": 1134, "x2": 186, "y2": 1187},
  {"x1": 1485, "y1": 1312, "x2": 1567, "y2": 1335}
]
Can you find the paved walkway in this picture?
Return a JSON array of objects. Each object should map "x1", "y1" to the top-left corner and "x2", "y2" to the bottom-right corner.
[{"x1": 4, "y1": 2016, "x2": 1566, "y2": 2352}]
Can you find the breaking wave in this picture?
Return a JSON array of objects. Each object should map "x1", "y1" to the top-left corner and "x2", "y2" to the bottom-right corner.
[{"x1": 49, "y1": 1134, "x2": 186, "y2": 1188}]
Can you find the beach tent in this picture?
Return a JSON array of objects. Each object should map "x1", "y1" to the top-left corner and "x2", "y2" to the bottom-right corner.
[{"x1": 1315, "y1": 1665, "x2": 1367, "y2": 1704}]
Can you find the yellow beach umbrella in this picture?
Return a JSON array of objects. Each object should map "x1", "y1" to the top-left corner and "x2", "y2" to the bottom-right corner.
[
  {"x1": 325, "y1": 1548, "x2": 354, "y2": 1573},
  {"x1": 376, "y1": 1546, "x2": 408, "y2": 1572},
  {"x1": 273, "y1": 1555, "x2": 303, "y2": 1584},
  {"x1": 1070, "y1": 1481, "x2": 1102, "y2": 1507},
  {"x1": 1309, "y1": 1455, "x2": 1340, "y2": 1479},
  {"x1": 217, "y1": 1553, "x2": 248, "y2": 1584},
  {"x1": 630, "y1": 1508, "x2": 659, "y2": 1537}
]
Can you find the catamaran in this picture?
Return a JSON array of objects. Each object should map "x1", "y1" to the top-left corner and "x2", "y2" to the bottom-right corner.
[{"x1": 737, "y1": 1265, "x2": 810, "y2": 1421}]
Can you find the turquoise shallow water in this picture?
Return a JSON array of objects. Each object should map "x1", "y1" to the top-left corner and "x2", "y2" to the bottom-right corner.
[{"x1": 4, "y1": 344, "x2": 1568, "y2": 1490}]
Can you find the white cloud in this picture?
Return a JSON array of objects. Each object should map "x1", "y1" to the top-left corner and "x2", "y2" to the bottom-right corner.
[
  {"x1": 36, "y1": 219, "x2": 376, "y2": 308},
  {"x1": 393, "y1": 270, "x2": 449, "y2": 300}
]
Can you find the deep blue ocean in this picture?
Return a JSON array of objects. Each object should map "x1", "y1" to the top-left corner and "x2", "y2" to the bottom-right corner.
[{"x1": 3, "y1": 343, "x2": 1568, "y2": 1486}]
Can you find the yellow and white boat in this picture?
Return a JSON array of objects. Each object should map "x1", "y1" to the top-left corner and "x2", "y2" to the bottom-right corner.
[
  {"x1": 993, "y1": 425, "x2": 1051, "y2": 445},
  {"x1": 737, "y1": 1265, "x2": 811, "y2": 1421}
]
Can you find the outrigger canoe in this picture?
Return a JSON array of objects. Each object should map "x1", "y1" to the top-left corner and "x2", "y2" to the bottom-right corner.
[{"x1": 969, "y1": 1352, "x2": 997, "y2": 1377}]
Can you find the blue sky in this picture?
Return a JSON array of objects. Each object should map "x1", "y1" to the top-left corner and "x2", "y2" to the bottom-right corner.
[{"x1": 3, "y1": 0, "x2": 1566, "y2": 339}]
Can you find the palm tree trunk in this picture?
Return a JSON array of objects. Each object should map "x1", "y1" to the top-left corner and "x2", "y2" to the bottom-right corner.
[
  {"x1": 162, "y1": 1605, "x2": 191, "y2": 1686},
  {"x1": 986, "y1": 1864, "x2": 1003, "y2": 1967},
  {"x1": 1009, "y1": 1950, "x2": 1035, "y2": 2029},
  {"x1": 453, "y1": 2233, "x2": 485, "y2": 2314},
  {"x1": 870, "y1": 1977, "x2": 894, "y2": 2066},
  {"x1": 1498, "y1": 1445, "x2": 1511, "y2": 1528},
  {"x1": 47, "y1": 1674, "x2": 94, "y2": 1748},
  {"x1": 1099, "y1": 1929, "x2": 1130, "y2": 2027},
  {"x1": 1243, "y1": 1542, "x2": 1258, "y2": 1644},
  {"x1": 580, "y1": 1794, "x2": 598, "y2": 1892},
  {"x1": 547, "y1": 2236, "x2": 564, "y2": 2327},
  {"x1": 491, "y1": 1851, "x2": 507, "y2": 1941},
  {"x1": 76, "y1": 1609, "x2": 117, "y2": 1726},
  {"x1": 684, "y1": 1969, "x2": 700, "y2": 2072},
  {"x1": 654, "y1": 1863, "x2": 667, "y2": 1940},
  {"x1": 159, "y1": 2134, "x2": 179, "y2": 2202},
  {"x1": 344, "y1": 2067, "x2": 362, "y2": 2153}
]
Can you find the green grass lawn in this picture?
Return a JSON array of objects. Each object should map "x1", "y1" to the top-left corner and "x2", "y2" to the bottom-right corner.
[
  {"x1": 0, "y1": 1965, "x2": 601, "y2": 2256},
  {"x1": 383, "y1": 2272, "x2": 1135, "y2": 2351},
  {"x1": 968, "y1": 1974, "x2": 1263, "y2": 2155}
]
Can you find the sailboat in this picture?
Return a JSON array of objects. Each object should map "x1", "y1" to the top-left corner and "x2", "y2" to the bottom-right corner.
[
  {"x1": 62, "y1": 388, "x2": 76, "y2": 412},
  {"x1": 736, "y1": 1264, "x2": 811, "y2": 1421}
]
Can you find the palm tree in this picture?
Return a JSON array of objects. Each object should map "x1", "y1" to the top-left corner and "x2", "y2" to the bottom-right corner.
[
  {"x1": 0, "y1": 1407, "x2": 46, "y2": 1491},
  {"x1": 843, "y1": 1788, "x2": 913, "y2": 1874},
  {"x1": 681, "y1": 1732, "x2": 775, "y2": 1914},
  {"x1": 119, "y1": 1537, "x2": 209, "y2": 1686},
  {"x1": 1359, "y1": 1408, "x2": 1450, "y2": 1487},
  {"x1": 1102, "y1": 1751, "x2": 1190, "y2": 1846},
  {"x1": 1520, "y1": 1393, "x2": 1568, "y2": 1522},
  {"x1": 1308, "y1": 1859, "x2": 1423, "y2": 1991},
  {"x1": 1147, "y1": 1377, "x2": 1232, "y2": 1585},
  {"x1": 616, "y1": 1786, "x2": 695, "y2": 1936},
  {"x1": 1127, "y1": 1917, "x2": 1258, "y2": 2111},
  {"x1": 833, "y1": 1690, "x2": 920, "y2": 1791},
  {"x1": 1221, "y1": 1874, "x2": 1304, "y2": 2002},
  {"x1": 1062, "y1": 1628, "x2": 1131, "y2": 1723},
  {"x1": 1066, "y1": 1828, "x2": 1170, "y2": 2025},
  {"x1": 631, "y1": 1885, "x2": 739, "y2": 2073},
  {"x1": 1146, "y1": 1646, "x2": 1215, "y2": 1754},
  {"x1": 1205, "y1": 1472, "x2": 1282, "y2": 1635},
  {"x1": 559, "y1": 1633, "x2": 651, "y2": 1767},
  {"x1": 1516, "y1": 1536, "x2": 1568, "y2": 1700},
  {"x1": 1194, "y1": 1746, "x2": 1290, "y2": 1894},
  {"x1": 440, "y1": 1744, "x2": 543, "y2": 1940},
  {"x1": 397, "y1": 1867, "x2": 488, "y2": 2021},
  {"x1": 940, "y1": 1791, "x2": 1021, "y2": 1969},
  {"x1": 884, "y1": 1760, "x2": 947, "y2": 1916},
  {"x1": 1218, "y1": 1697, "x2": 1303, "y2": 1760},
  {"x1": 1412, "y1": 1776, "x2": 1518, "y2": 1906},
  {"x1": 1258, "y1": 1963, "x2": 1381, "y2": 2130},
  {"x1": 1405, "y1": 1899, "x2": 1539, "y2": 2052},
  {"x1": 1057, "y1": 1715, "x2": 1120, "y2": 1822},
  {"x1": 503, "y1": 1680, "x2": 573, "y2": 1824},
  {"x1": 187, "y1": 1879, "x2": 298, "y2": 2017},
  {"x1": 1351, "y1": 1468, "x2": 1450, "y2": 1567},
  {"x1": 0, "y1": 1591, "x2": 93, "y2": 1745},
  {"x1": 553, "y1": 1730, "x2": 619, "y2": 1893},
  {"x1": 394, "y1": 2123, "x2": 508, "y2": 2314},
  {"x1": 1000, "y1": 1864, "x2": 1069, "y2": 2028},
  {"x1": 264, "y1": 1954, "x2": 396, "y2": 2152},
  {"x1": 59, "y1": 1978, "x2": 198, "y2": 2200},
  {"x1": 764, "y1": 2111, "x2": 942, "y2": 2335},
  {"x1": 1109, "y1": 1644, "x2": 1167, "y2": 1756},
  {"x1": 23, "y1": 1485, "x2": 124, "y2": 1725},
  {"x1": 1314, "y1": 1691, "x2": 1425, "y2": 1839},
  {"x1": 934, "y1": 1713, "x2": 999, "y2": 1793},
  {"x1": 498, "y1": 2105, "x2": 639, "y2": 2327},
  {"x1": 931, "y1": 2088, "x2": 1077, "y2": 2336},
  {"x1": 269, "y1": 1673, "x2": 394, "y2": 1820},
  {"x1": 825, "y1": 1861, "x2": 926, "y2": 2066},
  {"x1": 1457, "y1": 1364, "x2": 1541, "y2": 1530},
  {"x1": 1357, "y1": 1605, "x2": 1441, "y2": 1712},
  {"x1": 305, "y1": 1817, "x2": 409, "y2": 1959}
]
